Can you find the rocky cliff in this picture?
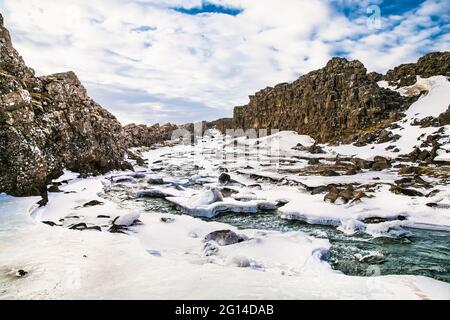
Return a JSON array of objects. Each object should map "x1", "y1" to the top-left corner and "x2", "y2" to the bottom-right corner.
[
  {"x1": 230, "y1": 54, "x2": 450, "y2": 143},
  {"x1": 384, "y1": 52, "x2": 450, "y2": 88},
  {"x1": 204, "y1": 118, "x2": 233, "y2": 133},
  {"x1": 0, "y1": 13, "x2": 131, "y2": 199},
  {"x1": 124, "y1": 123, "x2": 178, "y2": 147}
]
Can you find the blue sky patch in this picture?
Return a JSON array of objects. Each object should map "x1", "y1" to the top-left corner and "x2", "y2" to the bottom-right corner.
[
  {"x1": 3, "y1": 0, "x2": 447, "y2": 125},
  {"x1": 173, "y1": 1, "x2": 243, "y2": 16},
  {"x1": 379, "y1": 0, "x2": 427, "y2": 16}
]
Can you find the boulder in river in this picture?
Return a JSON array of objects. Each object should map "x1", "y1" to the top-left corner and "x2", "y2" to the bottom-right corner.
[
  {"x1": 204, "y1": 230, "x2": 248, "y2": 246},
  {"x1": 218, "y1": 173, "x2": 231, "y2": 185}
]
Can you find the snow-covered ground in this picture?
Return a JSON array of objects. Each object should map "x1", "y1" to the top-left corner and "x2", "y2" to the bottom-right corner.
[
  {"x1": 1, "y1": 176, "x2": 449, "y2": 300},
  {"x1": 1, "y1": 75, "x2": 449, "y2": 299}
]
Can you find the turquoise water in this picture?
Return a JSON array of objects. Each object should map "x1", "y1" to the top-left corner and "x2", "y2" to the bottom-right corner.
[
  {"x1": 103, "y1": 189, "x2": 450, "y2": 283},
  {"x1": 213, "y1": 211, "x2": 450, "y2": 283}
]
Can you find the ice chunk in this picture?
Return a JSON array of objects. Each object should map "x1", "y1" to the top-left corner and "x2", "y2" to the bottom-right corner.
[
  {"x1": 191, "y1": 188, "x2": 223, "y2": 206},
  {"x1": 338, "y1": 219, "x2": 366, "y2": 235},
  {"x1": 113, "y1": 212, "x2": 140, "y2": 226}
]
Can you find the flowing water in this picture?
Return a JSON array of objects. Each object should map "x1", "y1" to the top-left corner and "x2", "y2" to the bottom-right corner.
[
  {"x1": 214, "y1": 211, "x2": 450, "y2": 283},
  {"x1": 105, "y1": 189, "x2": 450, "y2": 283}
]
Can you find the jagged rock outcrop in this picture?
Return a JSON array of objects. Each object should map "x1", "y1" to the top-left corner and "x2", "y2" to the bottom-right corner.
[
  {"x1": 123, "y1": 122, "x2": 178, "y2": 147},
  {"x1": 205, "y1": 118, "x2": 233, "y2": 133},
  {"x1": 0, "y1": 13, "x2": 131, "y2": 198},
  {"x1": 232, "y1": 57, "x2": 415, "y2": 143},
  {"x1": 384, "y1": 52, "x2": 450, "y2": 88}
]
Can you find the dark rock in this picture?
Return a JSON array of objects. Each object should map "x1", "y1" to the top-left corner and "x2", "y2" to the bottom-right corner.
[
  {"x1": 41, "y1": 221, "x2": 59, "y2": 227},
  {"x1": 86, "y1": 226, "x2": 102, "y2": 232},
  {"x1": 377, "y1": 130, "x2": 394, "y2": 143},
  {"x1": 113, "y1": 177, "x2": 134, "y2": 183},
  {"x1": 160, "y1": 217, "x2": 175, "y2": 223},
  {"x1": 218, "y1": 173, "x2": 231, "y2": 184},
  {"x1": 136, "y1": 189, "x2": 168, "y2": 198},
  {"x1": 418, "y1": 149, "x2": 431, "y2": 161},
  {"x1": 394, "y1": 175, "x2": 431, "y2": 189},
  {"x1": 371, "y1": 162, "x2": 390, "y2": 171},
  {"x1": 373, "y1": 156, "x2": 390, "y2": 163},
  {"x1": 309, "y1": 185, "x2": 332, "y2": 195},
  {"x1": 247, "y1": 184, "x2": 262, "y2": 190},
  {"x1": 127, "y1": 150, "x2": 147, "y2": 166},
  {"x1": 426, "y1": 190, "x2": 440, "y2": 197},
  {"x1": 47, "y1": 185, "x2": 62, "y2": 193},
  {"x1": 69, "y1": 223, "x2": 88, "y2": 230},
  {"x1": 436, "y1": 106, "x2": 450, "y2": 126},
  {"x1": 338, "y1": 187, "x2": 354, "y2": 203},
  {"x1": 426, "y1": 203, "x2": 438, "y2": 208},
  {"x1": 363, "y1": 215, "x2": 407, "y2": 223},
  {"x1": 399, "y1": 166, "x2": 420, "y2": 175},
  {"x1": 108, "y1": 227, "x2": 127, "y2": 234},
  {"x1": 321, "y1": 170, "x2": 340, "y2": 177},
  {"x1": 345, "y1": 168, "x2": 357, "y2": 175},
  {"x1": 363, "y1": 217, "x2": 390, "y2": 224},
  {"x1": 324, "y1": 192, "x2": 338, "y2": 203},
  {"x1": 37, "y1": 197, "x2": 48, "y2": 207},
  {"x1": 83, "y1": 200, "x2": 104, "y2": 207},
  {"x1": 15, "y1": 269, "x2": 28, "y2": 277},
  {"x1": 220, "y1": 187, "x2": 239, "y2": 198},
  {"x1": 352, "y1": 158, "x2": 374, "y2": 170},
  {"x1": 97, "y1": 215, "x2": 110, "y2": 218},
  {"x1": 204, "y1": 230, "x2": 247, "y2": 246},
  {"x1": 129, "y1": 173, "x2": 146, "y2": 179},
  {"x1": 371, "y1": 157, "x2": 391, "y2": 171},
  {"x1": 408, "y1": 148, "x2": 422, "y2": 162},
  {"x1": 147, "y1": 177, "x2": 165, "y2": 185},
  {"x1": 352, "y1": 191, "x2": 367, "y2": 201},
  {"x1": 389, "y1": 123, "x2": 402, "y2": 130},
  {"x1": 389, "y1": 185, "x2": 424, "y2": 197},
  {"x1": 308, "y1": 158, "x2": 320, "y2": 165},
  {"x1": 307, "y1": 144, "x2": 325, "y2": 154},
  {"x1": 367, "y1": 72, "x2": 383, "y2": 82}
]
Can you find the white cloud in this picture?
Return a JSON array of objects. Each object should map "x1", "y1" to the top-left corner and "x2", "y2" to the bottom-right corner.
[{"x1": 0, "y1": 0, "x2": 447, "y2": 124}]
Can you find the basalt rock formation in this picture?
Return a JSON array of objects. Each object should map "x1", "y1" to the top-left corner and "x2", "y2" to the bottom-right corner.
[
  {"x1": 384, "y1": 52, "x2": 450, "y2": 88},
  {"x1": 231, "y1": 55, "x2": 446, "y2": 143},
  {"x1": 205, "y1": 118, "x2": 233, "y2": 133},
  {"x1": 0, "y1": 13, "x2": 131, "y2": 198},
  {"x1": 124, "y1": 122, "x2": 178, "y2": 147}
]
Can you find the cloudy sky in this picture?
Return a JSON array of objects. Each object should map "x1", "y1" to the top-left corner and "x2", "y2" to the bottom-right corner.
[{"x1": 1, "y1": 0, "x2": 449, "y2": 125}]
